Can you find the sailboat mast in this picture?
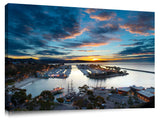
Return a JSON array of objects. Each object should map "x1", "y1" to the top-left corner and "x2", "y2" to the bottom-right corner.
[
  {"x1": 71, "y1": 80, "x2": 73, "y2": 92},
  {"x1": 68, "y1": 83, "x2": 70, "y2": 94}
]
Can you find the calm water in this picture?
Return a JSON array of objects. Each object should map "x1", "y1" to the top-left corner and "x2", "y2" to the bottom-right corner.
[{"x1": 22, "y1": 62, "x2": 155, "y2": 98}]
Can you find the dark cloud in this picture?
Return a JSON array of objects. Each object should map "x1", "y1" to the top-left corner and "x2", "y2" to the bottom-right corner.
[
  {"x1": 118, "y1": 38, "x2": 154, "y2": 56},
  {"x1": 5, "y1": 38, "x2": 34, "y2": 56},
  {"x1": 62, "y1": 42, "x2": 84, "y2": 48},
  {"x1": 6, "y1": 3, "x2": 81, "y2": 41},
  {"x1": 86, "y1": 10, "x2": 120, "y2": 46},
  {"x1": 61, "y1": 32, "x2": 121, "y2": 48},
  {"x1": 38, "y1": 57, "x2": 63, "y2": 61},
  {"x1": 5, "y1": 3, "x2": 84, "y2": 56},
  {"x1": 6, "y1": 39, "x2": 32, "y2": 51},
  {"x1": 119, "y1": 46, "x2": 141, "y2": 55},
  {"x1": 120, "y1": 41, "x2": 144, "y2": 47},
  {"x1": 90, "y1": 24, "x2": 119, "y2": 34},
  {"x1": 64, "y1": 55, "x2": 100, "y2": 59},
  {"x1": 7, "y1": 50, "x2": 32, "y2": 56},
  {"x1": 36, "y1": 49, "x2": 69, "y2": 56},
  {"x1": 120, "y1": 12, "x2": 154, "y2": 36}
]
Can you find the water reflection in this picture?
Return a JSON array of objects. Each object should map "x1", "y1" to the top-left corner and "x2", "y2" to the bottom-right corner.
[{"x1": 23, "y1": 63, "x2": 154, "y2": 98}]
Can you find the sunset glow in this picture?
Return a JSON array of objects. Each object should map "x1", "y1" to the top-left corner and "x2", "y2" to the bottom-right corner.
[{"x1": 5, "y1": 4, "x2": 154, "y2": 62}]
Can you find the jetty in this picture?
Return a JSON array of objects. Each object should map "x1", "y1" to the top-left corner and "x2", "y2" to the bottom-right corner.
[{"x1": 120, "y1": 67, "x2": 155, "y2": 74}]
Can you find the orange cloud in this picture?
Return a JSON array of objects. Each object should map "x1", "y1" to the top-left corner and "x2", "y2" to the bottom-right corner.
[
  {"x1": 79, "y1": 42, "x2": 108, "y2": 47},
  {"x1": 119, "y1": 24, "x2": 154, "y2": 36},
  {"x1": 90, "y1": 15, "x2": 113, "y2": 21},
  {"x1": 109, "y1": 38, "x2": 122, "y2": 41},
  {"x1": 62, "y1": 28, "x2": 89, "y2": 40},
  {"x1": 118, "y1": 18, "x2": 123, "y2": 21},
  {"x1": 85, "y1": 9, "x2": 96, "y2": 14},
  {"x1": 131, "y1": 52, "x2": 154, "y2": 56}
]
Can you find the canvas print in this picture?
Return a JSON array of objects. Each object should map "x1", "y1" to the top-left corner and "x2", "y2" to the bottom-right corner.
[{"x1": 5, "y1": 3, "x2": 155, "y2": 111}]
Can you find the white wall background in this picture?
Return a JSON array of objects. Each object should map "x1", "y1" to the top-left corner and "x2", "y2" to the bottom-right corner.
[{"x1": 1, "y1": 0, "x2": 159, "y2": 120}]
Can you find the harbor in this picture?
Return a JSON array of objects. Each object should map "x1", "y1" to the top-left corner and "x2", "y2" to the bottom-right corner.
[
  {"x1": 5, "y1": 62, "x2": 155, "y2": 111},
  {"x1": 36, "y1": 65, "x2": 71, "y2": 78},
  {"x1": 77, "y1": 64, "x2": 128, "y2": 79}
]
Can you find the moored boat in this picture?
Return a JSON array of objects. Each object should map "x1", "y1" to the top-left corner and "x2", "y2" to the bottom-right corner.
[{"x1": 50, "y1": 87, "x2": 64, "y2": 95}]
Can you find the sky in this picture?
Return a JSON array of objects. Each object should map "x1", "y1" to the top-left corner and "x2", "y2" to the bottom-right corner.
[{"x1": 5, "y1": 3, "x2": 155, "y2": 62}]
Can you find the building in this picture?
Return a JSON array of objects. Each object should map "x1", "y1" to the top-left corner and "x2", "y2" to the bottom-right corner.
[
  {"x1": 118, "y1": 87, "x2": 130, "y2": 95},
  {"x1": 145, "y1": 87, "x2": 155, "y2": 94},
  {"x1": 137, "y1": 90, "x2": 154, "y2": 102},
  {"x1": 130, "y1": 85, "x2": 145, "y2": 96}
]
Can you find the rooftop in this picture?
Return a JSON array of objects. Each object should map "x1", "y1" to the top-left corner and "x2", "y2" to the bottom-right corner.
[
  {"x1": 130, "y1": 85, "x2": 144, "y2": 90},
  {"x1": 118, "y1": 87, "x2": 130, "y2": 92},
  {"x1": 145, "y1": 88, "x2": 155, "y2": 93},
  {"x1": 137, "y1": 90, "x2": 154, "y2": 98}
]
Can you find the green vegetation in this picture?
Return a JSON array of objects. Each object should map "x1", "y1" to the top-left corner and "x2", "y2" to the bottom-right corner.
[
  {"x1": 87, "y1": 90, "x2": 93, "y2": 96},
  {"x1": 75, "y1": 84, "x2": 106, "y2": 109},
  {"x1": 11, "y1": 89, "x2": 27, "y2": 107},
  {"x1": 39, "y1": 100, "x2": 53, "y2": 110},
  {"x1": 40, "y1": 90, "x2": 54, "y2": 101},
  {"x1": 73, "y1": 98, "x2": 89, "y2": 109},
  {"x1": 128, "y1": 96, "x2": 133, "y2": 106},
  {"x1": 6, "y1": 87, "x2": 55, "y2": 111},
  {"x1": 56, "y1": 98, "x2": 64, "y2": 103},
  {"x1": 87, "y1": 103, "x2": 94, "y2": 109},
  {"x1": 5, "y1": 62, "x2": 60, "y2": 86},
  {"x1": 78, "y1": 84, "x2": 89, "y2": 93}
]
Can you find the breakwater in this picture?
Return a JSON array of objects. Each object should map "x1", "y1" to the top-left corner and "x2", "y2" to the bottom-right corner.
[{"x1": 120, "y1": 67, "x2": 154, "y2": 74}]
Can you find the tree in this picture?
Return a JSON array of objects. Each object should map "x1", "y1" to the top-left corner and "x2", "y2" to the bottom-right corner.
[
  {"x1": 26, "y1": 101, "x2": 34, "y2": 110},
  {"x1": 87, "y1": 90, "x2": 93, "y2": 96},
  {"x1": 27, "y1": 94, "x2": 32, "y2": 100},
  {"x1": 95, "y1": 96, "x2": 105, "y2": 104},
  {"x1": 40, "y1": 90, "x2": 54, "y2": 101},
  {"x1": 56, "y1": 98, "x2": 64, "y2": 103},
  {"x1": 39, "y1": 100, "x2": 52, "y2": 110},
  {"x1": 11, "y1": 90, "x2": 27, "y2": 106},
  {"x1": 128, "y1": 96, "x2": 133, "y2": 106},
  {"x1": 88, "y1": 95, "x2": 96, "y2": 102},
  {"x1": 87, "y1": 103, "x2": 94, "y2": 109},
  {"x1": 111, "y1": 87, "x2": 116, "y2": 94},
  {"x1": 78, "y1": 85, "x2": 89, "y2": 93},
  {"x1": 73, "y1": 99, "x2": 84, "y2": 109}
]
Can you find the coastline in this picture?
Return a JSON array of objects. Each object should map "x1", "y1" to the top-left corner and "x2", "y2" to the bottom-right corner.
[{"x1": 13, "y1": 77, "x2": 39, "y2": 88}]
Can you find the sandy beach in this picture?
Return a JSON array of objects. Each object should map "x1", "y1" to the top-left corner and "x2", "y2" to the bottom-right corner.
[{"x1": 13, "y1": 77, "x2": 39, "y2": 88}]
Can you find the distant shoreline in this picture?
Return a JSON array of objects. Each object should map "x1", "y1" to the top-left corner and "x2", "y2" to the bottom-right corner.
[{"x1": 13, "y1": 77, "x2": 39, "y2": 88}]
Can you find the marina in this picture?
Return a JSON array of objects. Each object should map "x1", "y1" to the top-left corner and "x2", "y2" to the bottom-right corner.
[
  {"x1": 77, "y1": 64, "x2": 128, "y2": 79},
  {"x1": 19, "y1": 62, "x2": 154, "y2": 98},
  {"x1": 36, "y1": 65, "x2": 71, "y2": 78},
  {"x1": 5, "y1": 3, "x2": 155, "y2": 111}
]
